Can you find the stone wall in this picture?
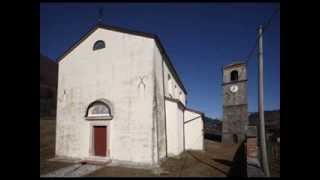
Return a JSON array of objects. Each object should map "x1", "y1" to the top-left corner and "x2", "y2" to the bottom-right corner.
[
  {"x1": 222, "y1": 104, "x2": 248, "y2": 143},
  {"x1": 246, "y1": 126, "x2": 265, "y2": 177}
]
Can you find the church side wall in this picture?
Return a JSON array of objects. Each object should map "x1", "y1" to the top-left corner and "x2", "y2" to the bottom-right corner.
[
  {"x1": 152, "y1": 43, "x2": 167, "y2": 161},
  {"x1": 165, "y1": 100, "x2": 184, "y2": 157},
  {"x1": 162, "y1": 59, "x2": 186, "y2": 106},
  {"x1": 56, "y1": 28, "x2": 156, "y2": 164},
  {"x1": 177, "y1": 104, "x2": 184, "y2": 154},
  {"x1": 165, "y1": 100, "x2": 179, "y2": 156}
]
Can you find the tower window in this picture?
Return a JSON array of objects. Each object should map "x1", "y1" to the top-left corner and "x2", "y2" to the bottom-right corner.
[
  {"x1": 230, "y1": 70, "x2": 239, "y2": 81},
  {"x1": 93, "y1": 40, "x2": 105, "y2": 50}
]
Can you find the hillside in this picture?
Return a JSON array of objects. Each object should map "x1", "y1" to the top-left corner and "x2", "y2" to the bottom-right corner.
[
  {"x1": 203, "y1": 109, "x2": 280, "y2": 136},
  {"x1": 248, "y1": 110, "x2": 280, "y2": 132},
  {"x1": 40, "y1": 54, "x2": 58, "y2": 117},
  {"x1": 203, "y1": 116, "x2": 222, "y2": 135},
  {"x1": 40, "y1": 54, "x2": 58, "y2": 87}
]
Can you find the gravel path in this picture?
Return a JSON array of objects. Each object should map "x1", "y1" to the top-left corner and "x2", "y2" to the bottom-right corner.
[{"x1": 41, "y1": 163, "x2": 103, "y2": 177}]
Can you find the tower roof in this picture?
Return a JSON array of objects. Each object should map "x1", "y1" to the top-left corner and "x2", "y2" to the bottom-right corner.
[{"x1": 223, "y1": 61, "x2": 246, "y2": 69}]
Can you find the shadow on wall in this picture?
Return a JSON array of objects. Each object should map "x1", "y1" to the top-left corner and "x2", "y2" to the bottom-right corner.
[
  {"x1": 204, "y1": 133, "x2": 221, "y2": 142},
  {"x1": 213, "y1": 141, "x2": 247, "y2": 177}
]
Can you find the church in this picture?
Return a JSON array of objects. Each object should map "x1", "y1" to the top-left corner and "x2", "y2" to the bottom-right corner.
[{"x1": 55, "y1": 23, "x2": 204, "y2": 166}]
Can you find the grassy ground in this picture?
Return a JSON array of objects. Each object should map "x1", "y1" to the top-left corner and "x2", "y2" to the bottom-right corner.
[{"x1": 40, "y1": 119, "x2": 74, "y2": 175}]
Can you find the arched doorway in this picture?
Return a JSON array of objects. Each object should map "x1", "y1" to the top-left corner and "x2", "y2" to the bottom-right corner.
[{"x1": 85, "y1": 99, "x2": 113, "y2": 158}]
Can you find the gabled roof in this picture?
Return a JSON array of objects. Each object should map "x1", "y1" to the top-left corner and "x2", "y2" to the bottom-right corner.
[{"x1": 56, "y1": 22, "x2": 187, "y2": 94}]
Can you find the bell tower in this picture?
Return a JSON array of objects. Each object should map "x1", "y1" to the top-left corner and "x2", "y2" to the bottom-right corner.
[{"x1": 222, "y1": 61, "x2": 248, "y2": 144}]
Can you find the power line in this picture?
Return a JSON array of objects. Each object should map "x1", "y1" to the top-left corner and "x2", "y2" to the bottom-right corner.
[
  {"x1": 245, "y1": 35, "x2": 259, "y2": 64},
  {"x1": 263, "y1": 7, "x2": 280, "y2": 32},
  {"x1": 245, "y1": 7, "x2": 280, "y2": 64}
]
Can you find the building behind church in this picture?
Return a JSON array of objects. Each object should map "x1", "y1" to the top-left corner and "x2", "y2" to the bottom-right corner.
[{"x1": 55, "y1": 23, "x2": 204, "y2": 166}]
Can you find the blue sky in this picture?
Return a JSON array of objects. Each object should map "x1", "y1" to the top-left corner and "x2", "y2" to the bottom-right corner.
[{"x1": 40, "y1": 3, "x2": 280, "y2": 119}]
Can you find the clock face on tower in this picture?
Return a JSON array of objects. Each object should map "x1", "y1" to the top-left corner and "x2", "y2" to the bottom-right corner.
[{"x1": 230, "y1": 85, "x2": 238, "y2": 93}]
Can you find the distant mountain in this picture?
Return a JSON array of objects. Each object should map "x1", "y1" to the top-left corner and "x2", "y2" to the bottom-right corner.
[
  {"x1": 40, "y1": 54, "x2": 58, "y2": 117},
  {"x1": 203, "y1": 116, "x2": 222, "y2": 135},
  {"x1": 248, "y1": 109, "x2": 280, "y2": 132},
  {"x1": 203, "y1": 109, "x2": 280, "y2": 136},
  {"x1": 40, "y1": 54, "x2": 58, "y2": 88}
]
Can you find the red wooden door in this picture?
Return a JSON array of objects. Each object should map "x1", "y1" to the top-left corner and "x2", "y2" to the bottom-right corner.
[{"x1": 94, "y1": 126, "x2": 107, "y2": 157}]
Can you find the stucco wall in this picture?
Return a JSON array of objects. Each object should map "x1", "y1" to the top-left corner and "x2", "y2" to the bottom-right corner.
[
  {"x1": 56, "y1": 28, "x2": 157, "y2": 164},
  {"x1": 162, "y1": 61, "x2": 186, "y2": 105},
  {"x1": 165, "y1": 100, "x2": 184, "y2": 156},
  {"x1": 152, "y1": 43, "x2": 167, "y2": 161},
  {"x1": 177, "y1": 105, "x2": 184, "y2": 154},
  {"x1": 184, "y1": 110, "x2": 204, "y2": 150}
]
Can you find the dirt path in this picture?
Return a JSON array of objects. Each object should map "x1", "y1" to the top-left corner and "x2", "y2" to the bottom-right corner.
[{"x1": 87, "y1": 140, "x2": 244, "y2": 177}]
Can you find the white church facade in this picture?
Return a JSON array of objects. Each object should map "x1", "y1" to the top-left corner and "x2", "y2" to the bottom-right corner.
[{"x1": 55, "y1": 23, "x2": 204, "y2": 166}]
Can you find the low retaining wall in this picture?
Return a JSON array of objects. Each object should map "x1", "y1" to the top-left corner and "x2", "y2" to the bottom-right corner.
[{"x1": 246, "y1": 126, "x2": 265, "y2": 177}]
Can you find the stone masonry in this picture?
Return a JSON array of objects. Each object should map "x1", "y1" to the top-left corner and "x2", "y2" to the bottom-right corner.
[{"x1": 222, "y1": 62, "x2": 248, "y2": 144}]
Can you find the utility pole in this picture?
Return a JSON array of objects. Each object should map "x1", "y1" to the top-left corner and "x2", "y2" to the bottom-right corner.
[{"x1": 258, "y1": 25, "x2": 270, "y2": 177}]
